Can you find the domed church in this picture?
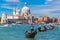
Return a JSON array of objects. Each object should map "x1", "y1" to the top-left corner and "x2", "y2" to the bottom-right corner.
[
  {"x1": 1, "y1": 2, "x2": 33, "y2": 24},
  {"x1": 21, "y1": 2, "x2": 33, "y2": 24}
]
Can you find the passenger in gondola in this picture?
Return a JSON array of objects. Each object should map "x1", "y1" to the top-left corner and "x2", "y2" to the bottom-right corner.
[
  {"x1": 38, "y1": 25, "x2": 41, "y2": 29},
  {"x1": 43, "y1": 26, "x2": 47, "y2": 30},
  {"x1": 25, "y1": 31, "x2": 30, "y2": 35}
]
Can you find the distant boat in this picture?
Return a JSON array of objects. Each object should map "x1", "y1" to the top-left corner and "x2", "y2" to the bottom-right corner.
[
  {"x1": 38, "y1": 25, "x2": 47, "y2": 32},
  {"x1": 38, "y1": 27, "x2": 46, "y2": 32},
  {"x1": 12, "y1": 23, "x2": 16, "y2": 25},
  {"x1": 3, "y1": 19, "x2": 9, "y2": 27},
  {"x1": 4, "y1": 24, "x2": 8, "y2": 27},
  {"x1": 47, "y1": 25, "x2": 54, "y2": 30}
]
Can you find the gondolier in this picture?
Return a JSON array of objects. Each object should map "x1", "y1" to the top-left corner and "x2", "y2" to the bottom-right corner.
[{"x1": 30, "y1": 24, "x2": 34, "y2": 32}]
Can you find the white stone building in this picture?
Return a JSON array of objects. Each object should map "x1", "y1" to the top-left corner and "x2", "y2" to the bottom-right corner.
[
  {"x1": 1, "y1": 2, "x2": 33, "y2": 24},
  {"x1": 1, "y1": 12, "x2": 7, "y2": 24}
]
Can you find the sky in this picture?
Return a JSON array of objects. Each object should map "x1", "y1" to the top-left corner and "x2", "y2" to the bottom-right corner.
[{"x1": 0, "y1": 0, "x2": 60, "y2": 18}]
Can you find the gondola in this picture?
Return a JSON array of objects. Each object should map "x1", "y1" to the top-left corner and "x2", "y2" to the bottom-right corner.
[
  {"x1": 25, "y1": 30, "x2": 37, "y2": 38},
  {"x1": 38, "y1": 27, "x2": 46, "y2": 32},
  {"x1": 25, "y1": 24, "x2": 37, "y2": 38},
  {"x1": 48, "y1": 25, "x2": 54, "y2": 30},
  {"x1": 38, "y1": 26, "x2": 47, "y2": 32}
]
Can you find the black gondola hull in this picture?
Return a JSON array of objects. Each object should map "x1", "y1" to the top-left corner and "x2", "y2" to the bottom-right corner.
[{"x1": 25, "y1": 31, "x2": 37, "y2": 38}]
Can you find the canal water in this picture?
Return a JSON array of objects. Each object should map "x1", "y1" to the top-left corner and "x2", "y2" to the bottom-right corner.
[{"x1": 0, "y1": 24, "x2": 60, "y2": 40}]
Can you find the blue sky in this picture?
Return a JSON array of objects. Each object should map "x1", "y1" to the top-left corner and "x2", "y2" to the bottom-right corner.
[{"x1": 0, "y1": 0, "x2": 60, "y2": 18}]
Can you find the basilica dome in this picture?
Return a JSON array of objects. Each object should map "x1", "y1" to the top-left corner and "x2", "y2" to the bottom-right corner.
[{"x1": 21, "y1": 2, "x2": 30, "y2": 13}]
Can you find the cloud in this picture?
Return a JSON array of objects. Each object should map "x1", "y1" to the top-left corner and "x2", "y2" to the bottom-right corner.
[
  {"x1": 45, "y1": 0, "x2": 53, "y2": 4},
  {"x1": 0, "y1": 4, "x2": 17, "y2": 9},
  {"x1": 29, "y1": 0, "x2": 60, "y2": 17},
  {"x1": 4, "y1": 0, "x2": 20, "y2": 2},
  {"x1": 47, "y1": 0, "x2": 53, "y2": 1},
  {"x1": 0, "y1": 0, "x2": 20, "y2": 9},
  {"x1": 1, "y1": 6, "x2": 14, "y2": 9},
  {"x1": 51, "y1": 10, "x2": 60, "y2": 14},
  {"x1": 30, "y1": 4, "x2": 60, "y2": 17},
  {"x1": 0, "y1": 0, "x2": 60, "y2": 18},
  {"x1": 52, "y1": 0, "x2": 60, "y2": 5},
  {"x1": 45, "y1": 0, "x2": 60, "y2": 5}
]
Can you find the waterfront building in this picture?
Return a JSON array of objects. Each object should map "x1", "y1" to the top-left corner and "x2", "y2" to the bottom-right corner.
[
  {"x1": 38, "y1": 16, "x2": 44, "y2": 23},
  {"x1": 43, "y1": 16, "x2": 50, "y2": 23},
  {"x1": 1, "y1": 12, "x2": 7, "y2": 24},
  {"x1": 0, "y1": 17, "x2": 1, "y2": 23},
  {"x1": 1, "y1": 2, "x2": 33, "y2": 24},
  {"x1": 34, "y1": 18, "x2": 38, "y2": 23},
  {"x1": 57, "y1": 18, "x2": 60, "y2": 24},
  {"x1": 21, "y1": 2, "x2": 33, "y2": 24},
  {"x1": 50, "y1": 17, "x2": 56, "y2": 23}
]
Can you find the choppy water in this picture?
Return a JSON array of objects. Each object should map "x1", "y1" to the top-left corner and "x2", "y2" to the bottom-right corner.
[{"x1": 0, "y1": 24, "x2": 60, "y2": 40}]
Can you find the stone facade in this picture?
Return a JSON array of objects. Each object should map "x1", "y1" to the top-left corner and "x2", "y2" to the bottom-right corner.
[{"x1": 1, "y1": 3, "x2": 33, "y2": 24}]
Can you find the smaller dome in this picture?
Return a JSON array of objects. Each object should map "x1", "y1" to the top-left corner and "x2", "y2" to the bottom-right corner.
[
  {"x1": 13, "y1": 8, "x2": 21, "y2": 15},
  {"x1": 2, "y1": 12, "x2": 7, "y2": 20},
  {"x1": 2, "y1": 12, "x2": 7, "y2": 16},
  {"x1": 16, "y1": 8, "x2": 20, "y2": 12}
]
